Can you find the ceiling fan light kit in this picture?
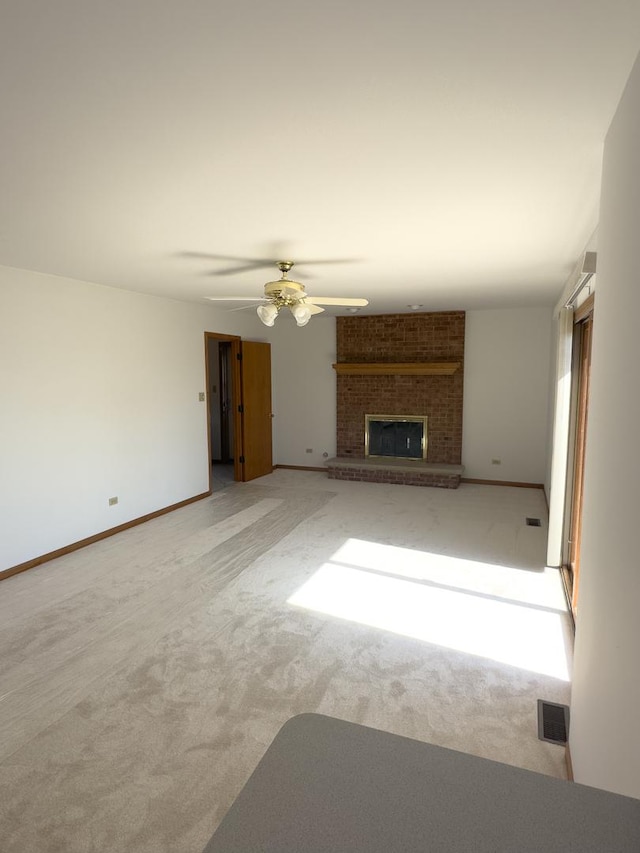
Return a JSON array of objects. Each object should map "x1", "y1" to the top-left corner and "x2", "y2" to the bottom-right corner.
[
  {"x1": 291, "y1": 302, "x2": 312, "y2": 326},
  {"x1": 206, "y1": 260, "x2": 368, "y2": 328},
  {"x1": 256, "y1": 303, "x2": 278, "y2": 326}
]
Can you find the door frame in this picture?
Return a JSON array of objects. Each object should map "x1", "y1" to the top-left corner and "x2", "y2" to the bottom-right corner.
[{"x1": 560, "y1": 293, "x2": 595, "y2": 619}]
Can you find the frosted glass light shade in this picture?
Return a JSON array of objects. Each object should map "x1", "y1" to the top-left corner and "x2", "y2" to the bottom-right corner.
[
  {"x1": 291, "y1": 303, "x2": 312, "y2": 327},
  {"x1": 257, "y1": 304, "x2": 278, "y2": 326}
]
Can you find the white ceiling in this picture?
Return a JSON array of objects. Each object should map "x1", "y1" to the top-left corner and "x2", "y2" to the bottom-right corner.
[{"x1": 1, "y1": 1, "x2": 639, "y2": 315}]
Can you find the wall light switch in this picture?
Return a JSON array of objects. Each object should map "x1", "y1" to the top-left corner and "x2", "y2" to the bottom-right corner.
[
  {"x1": 108, "y1": 496, "x2": 118, "y2": 506},
  {"x1": 198, "y1": 392, "x2": 205, "y2": 402}
]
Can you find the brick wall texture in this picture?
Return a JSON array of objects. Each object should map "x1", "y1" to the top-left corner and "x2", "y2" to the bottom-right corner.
[{"x1": 336, "y1": 312, "x2": 465, "y2": 464}]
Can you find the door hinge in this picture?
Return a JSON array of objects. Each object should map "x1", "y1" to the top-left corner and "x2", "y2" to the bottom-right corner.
[
  {"x1": 236, "y1": 352, "x2": 242, "y2": 361},
  {"x1": 239, "y1": 455, "x2": 245, "y2": 464},
  {"x1": 238, "y1": 404, "x2": 244, "y2": 413}
]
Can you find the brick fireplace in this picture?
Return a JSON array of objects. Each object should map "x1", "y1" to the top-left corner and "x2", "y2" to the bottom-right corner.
[{"x1": 327, "y1": 311, "x2": 465, "y2": 488}]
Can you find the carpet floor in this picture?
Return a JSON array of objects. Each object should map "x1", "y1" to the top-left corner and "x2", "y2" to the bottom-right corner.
[{"x1": 0, "y1": 470, "x2": 572, "y2": 853}]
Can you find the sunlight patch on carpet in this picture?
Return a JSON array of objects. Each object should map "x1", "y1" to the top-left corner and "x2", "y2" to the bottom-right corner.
[
  {"x1": 288, "y1": 540, "x2": 571, "y2": 681},
  {"x1": 328, "y1": 539, "x2": 567, "y2": 609}
]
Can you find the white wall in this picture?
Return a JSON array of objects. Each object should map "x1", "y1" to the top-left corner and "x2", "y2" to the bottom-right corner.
[
  {"x1": 462, "y1": 307, "x2": 552, "y2": 483},
  {"x1": 0, "y1": 266, "x2": 260, "y2": 571},
  {"x1": 268, "y1": 307, "x2": 552, "y2": 484},
  {"x1": 569, "y1": 52, "x2": 640, "y2": 798},
  {"x1": 268, "y1": 315, "x2": 337, "y2": 468}
]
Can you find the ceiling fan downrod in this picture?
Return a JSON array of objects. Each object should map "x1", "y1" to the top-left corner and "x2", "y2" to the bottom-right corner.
[{"x1": 277, "y1": 260, "x2": 294, "y2": 278}]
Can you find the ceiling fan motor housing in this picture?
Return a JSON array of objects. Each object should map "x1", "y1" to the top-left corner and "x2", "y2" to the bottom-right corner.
[{"x1": 264, "y1": 279, "x2": 306, "y2": 300}]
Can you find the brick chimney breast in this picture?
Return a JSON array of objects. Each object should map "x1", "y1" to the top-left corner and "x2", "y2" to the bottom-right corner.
[{"x1": 335, "y1": 312, "x2": 465, "y2": 464}]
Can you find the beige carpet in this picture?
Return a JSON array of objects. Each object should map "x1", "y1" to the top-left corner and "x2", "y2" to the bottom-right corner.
[{"x1": 0, "y1": 471, "x2": 572, "y2": 853}]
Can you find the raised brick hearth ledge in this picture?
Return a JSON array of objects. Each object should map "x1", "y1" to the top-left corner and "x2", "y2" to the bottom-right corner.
[{"x1": 326, "y1": 457, "x2": 464, "y2": 488}]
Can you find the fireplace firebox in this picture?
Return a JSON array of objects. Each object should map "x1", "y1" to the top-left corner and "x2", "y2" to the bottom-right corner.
[{"x1": 365, "y1": 414, "x2": 428, "y2": 460}]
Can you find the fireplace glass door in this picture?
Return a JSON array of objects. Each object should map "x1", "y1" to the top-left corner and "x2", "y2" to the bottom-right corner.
[{"x1": 365, "y1": 415, "x2": 428, "y2": 460}]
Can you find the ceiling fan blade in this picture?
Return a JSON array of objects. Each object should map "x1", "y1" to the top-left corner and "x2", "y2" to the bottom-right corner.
[
  {"x1": 209, "y1": 263, "x2": 275, "y2": 276},
  {"x1": 294, "y1": 258, "x2": 360, "y2": 266},
  {"x1": 205, "y1": 260, "x2": 310, "y2": 277},
  {"x1": 205, "y1": 296, "x2": 264, "y2": 302},
  {"x1": 183, "y1": 253, "x2": 359, "y2": 277},
  {"x1": 182, "y1": 252, "x2": 276, "y2": 265},
  {"x1": 306, "y1": 297, "x2": 369, "y2": 307},
  {"x1": 228, "y1": 304, "x2": 265, "y2": 313},
  {"x1": 306, "y1": 303, "x2": 325, "y2": 315}
]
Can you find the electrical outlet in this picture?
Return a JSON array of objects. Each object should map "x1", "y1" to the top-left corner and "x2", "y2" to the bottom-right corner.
[
  {"x1": 108, "y1": 496, "x2": 118, "y2": 506},
  {"x1": 491, "y1": 458, "x2": 501, "y2": 465},
  {"x1": 306, "y1": 448, "x2": 313, "y2": 453}
]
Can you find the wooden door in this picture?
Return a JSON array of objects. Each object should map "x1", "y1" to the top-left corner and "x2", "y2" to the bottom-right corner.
[
  {"x1": 239, "y1": 340, "x2": 273, "y2": 481},
  {"x1": 567, "y1": 313, "x2": 593, "y2": 616}
]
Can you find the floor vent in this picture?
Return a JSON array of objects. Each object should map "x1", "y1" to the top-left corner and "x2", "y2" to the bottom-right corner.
[
  {"x1": 526, "y1": 517, "x2": 541, "y2": 527},
  {"x1": 537, "y1": 700, "x2": 570, "y2": 744}
]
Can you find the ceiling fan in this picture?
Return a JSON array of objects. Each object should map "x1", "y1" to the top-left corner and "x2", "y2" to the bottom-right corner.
[{"x1": 206, "y1": 261, "x2": 369, "y2": 327}]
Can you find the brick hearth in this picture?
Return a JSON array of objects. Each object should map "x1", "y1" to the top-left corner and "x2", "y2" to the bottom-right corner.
[{"x1": 326, "y1": 457, "x2": 464, "y2": 488}]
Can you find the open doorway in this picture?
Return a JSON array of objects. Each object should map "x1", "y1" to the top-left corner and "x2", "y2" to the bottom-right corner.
[
  {"x1": 205, "y1": 332, "x2": 242, "y2": 491},
  {"x1": 209, "y1": 339, "x2": 235, "y2": 489},
  {"x1": 204, "y1": 332, "x2": 273, "y2": 489}
]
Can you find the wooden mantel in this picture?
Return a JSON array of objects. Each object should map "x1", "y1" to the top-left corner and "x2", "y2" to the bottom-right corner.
[{"x1": 332, "y1": 362, "x2": 461, "y2": 376}]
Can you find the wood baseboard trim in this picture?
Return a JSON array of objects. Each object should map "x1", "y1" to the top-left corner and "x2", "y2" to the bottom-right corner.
[
  {"x1": 274, "y1": 464, "x2": 327, "y2": 473},
  {"x1": 565, "y1": 743, "x2": 574, "y2": 781},
  {"x1": 0, "y1": 490, "x2": 212, "y2": 583},
  {"x1": 461, "y1": 478, "x2": 545, "y2": 489}
]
